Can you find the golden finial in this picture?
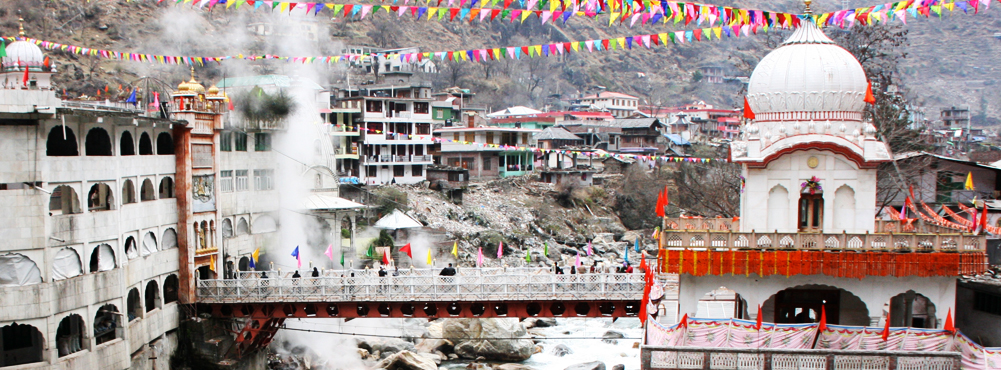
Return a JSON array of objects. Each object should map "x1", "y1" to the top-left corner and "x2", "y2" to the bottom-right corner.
[
  {"x1": 17, "y1": 17, "x2": 25, "y2": 37},
  {"x1": 189, "y1": 66, "x2": 197, "y2": 82},
  {"x1": 804, "y1": 0, "x2": 813, "y2": 14}
]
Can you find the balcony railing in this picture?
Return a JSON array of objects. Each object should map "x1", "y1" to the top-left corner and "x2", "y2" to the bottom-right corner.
[
  {"x1": 660, "y1": 230, "x2": 984, "y2": 252},
  {"x1": 641, "y1": 347, "x2": 961, "y2": 370},
  {"x1": 361, "y1": 155, "x2": 434, "y2": 164}
]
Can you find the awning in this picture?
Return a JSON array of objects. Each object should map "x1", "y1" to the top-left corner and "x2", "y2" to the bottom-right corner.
[
  {"x1": 664, "y1": 133, "x2": 691, "y2": 145},
  {"x1": 302, "y1": 192, "x2": 365, "y2": 211},
  {"x1": 374, "y1": 209, "x2": 423, "y2": 229}
]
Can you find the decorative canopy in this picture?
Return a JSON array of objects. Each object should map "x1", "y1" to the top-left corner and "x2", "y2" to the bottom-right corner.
[{"x1": 374, "y1": 209, "x2": 423, "y2": 229}]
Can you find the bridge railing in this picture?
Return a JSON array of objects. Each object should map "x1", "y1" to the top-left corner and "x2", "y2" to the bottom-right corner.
[
  {"x1": 641, "y1": 346, "x2": 961, "y2": 370},
  {"x1": 197, "y1": 269, "x2": 655, "y2": 303}
]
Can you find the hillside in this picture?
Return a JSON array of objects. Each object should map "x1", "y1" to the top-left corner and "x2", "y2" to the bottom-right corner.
[{"x1": 3, "y1": 0, "x2": 1000, "y2": 123}]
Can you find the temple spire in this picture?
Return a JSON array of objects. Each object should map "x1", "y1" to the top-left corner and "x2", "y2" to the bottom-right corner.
[
  {"x1": 18, "y1": 17, "x2": 25, "y2": 37},
  {"x1": 804, "y1": 0, "x2": 813, "y2": 15}
]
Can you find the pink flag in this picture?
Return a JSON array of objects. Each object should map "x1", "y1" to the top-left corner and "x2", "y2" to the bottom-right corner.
[
  {"x1": 477, "y1": 247, "x2": 484, "y2": 267},
  {"x1": 575, "y1": 252, "x2": 581, "y2": 267},
  {"x1": 324, "y1": 244, "x2": 333, "y2": 261},
  {"x1": 587, "y1": 241, "x2": 593, "y2": 256},
  {"x1": 497, "y1": 241, "x2": 503, "y2": 258}
]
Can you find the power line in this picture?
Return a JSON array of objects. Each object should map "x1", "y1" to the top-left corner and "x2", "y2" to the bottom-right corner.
[{"x1": 280, "y1": 326, "x2": 640, "y2": 341}]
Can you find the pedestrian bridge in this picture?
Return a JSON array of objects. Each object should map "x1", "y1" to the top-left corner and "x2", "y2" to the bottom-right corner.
[{"x1": 196, "y1": 268, "x2": 654, "y2": 319}]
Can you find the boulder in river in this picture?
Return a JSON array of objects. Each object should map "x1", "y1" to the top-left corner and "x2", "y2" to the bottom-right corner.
[
  {"x1": 564, "y1": 361, "x2": 606, "y2": 370},
  {"x1": 550, "y1": 344, "x2": 573, "y2": 357},
  {"x1": 358, "y1": 337, "x2": 417, "y2": 357},
  {"x1": 495, "y1": 364, "x2": 538, "y2": 370},
  {"x1": 601, "y1": 330, "x2": 625, "y2": 344},
  {"x1": 441, "y1": 318, "x2": 535, "y2": 361},
  {"x1": 375, "y1": 350, "x2": 437, "y2": 370},
  {"x1": 610, "y1": 364, "x2": 625, "y2": 370}
]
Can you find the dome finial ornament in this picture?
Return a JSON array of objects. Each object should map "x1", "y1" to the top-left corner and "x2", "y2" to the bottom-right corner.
[
  {"x1": 804, "y1": 0, "x2": 813, "y2": 15},
  {"x1": 17, "y1": 17, "x2": 25, "y2": 37}
]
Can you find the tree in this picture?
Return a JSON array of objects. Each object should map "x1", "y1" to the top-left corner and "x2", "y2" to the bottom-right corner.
[{"x1": 670, "y1": 145, "x2": 741, "y2": 217}]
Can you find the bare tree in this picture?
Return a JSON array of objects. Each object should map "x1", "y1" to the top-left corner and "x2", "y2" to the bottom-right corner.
[{"x1": 671, "y1": 145, "x2": 741, "y2": 217}]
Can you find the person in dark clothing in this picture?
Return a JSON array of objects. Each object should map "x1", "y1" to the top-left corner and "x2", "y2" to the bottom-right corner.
[
  {"x1": 260, "y1": 271, "x2": 268, "y2": 279},
  {"x1": 590, "y1": 261, "x2": 598, "y2": 274},
  {"x1": 392, "y1": 266, "x2": 400, "y2": 276},
  {"x1": 439, "y1": 263, "x2": 456, "y2": 276},
  {"x1": 292, "y1": 270, "x2": 301, "y2": 278},
  {"x1": 311, "y1": 267, "x2": 320, "y2": 277},
  {"x1": 554, "y1": 265, "x2": 564, "y2": 274},
  {"x1": 378, "y1": 266, "x2": 388, "y2": 277},
  {"x1": 570, "y1": 266, "x2": 577, "y2": 274},
  {"x1": 625, "y1": 263, "x2": 634, "y2": 273}
]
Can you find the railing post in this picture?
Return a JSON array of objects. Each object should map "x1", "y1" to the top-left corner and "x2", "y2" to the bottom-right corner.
[
  {"x1": 763, "y1": 352, "x2": 772, "y2": 370},
  {"x1": 825, "y1": 354, "x2": 834, "y2": 370}
]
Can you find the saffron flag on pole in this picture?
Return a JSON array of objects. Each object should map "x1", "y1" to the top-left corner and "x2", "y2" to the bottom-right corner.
[
  {"x1": 209, "y1": 254, "x2": 216, "y2": 272},
  {"x1": 400, "y1": 243, "x2": 413, "y2": 258},
  {"x1": 743, "y1": 96, "x2": 755, "y2": 119},
  {"x1": 818, "y1": 305, "x2": 827, "y2": 332},
  {"x1": 22, "y1": 61, "x2": 29, "y2": 87},
  {"x1": 754, "y1": 305, "x2": 763, "y2": 330},
  {"x1": 864, "y1": 81, "x2": 876, "y2": 104},
  {"x1": 427, "y1": 249, "x2": 433, "y2": 266},
  {"x1": 324, "y1": 244, "x2": 333, "y2": 261},
  {"x1": 880, "y1": 311, "x2": 891, "y2": 341},
  {"x1": 944, "y1": 308, "x2": 955, "y2": 333},
  {"x1": 965, "y1": 172, "x2": 975, "y2": 190}
]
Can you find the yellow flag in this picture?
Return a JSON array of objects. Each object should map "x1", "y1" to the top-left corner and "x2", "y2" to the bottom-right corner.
[
  {"x1": 521, "y1": 9, "x2": 532, "y2": 23},
  {"x1": 428, "y1": 249, "x2": 434, "y2": 265},
  {"x1": 209, "y1": 255, "x2": 216, "y2": 272},
  {"x1": 965, "y1": 172, "x2": 975, "y2": 191},
  {"x1": 252, "y1": 248, "x2": 260, "y2": 263},
  {"x1": 451, "y1": 241, "x2": 458, "y2": 257}
]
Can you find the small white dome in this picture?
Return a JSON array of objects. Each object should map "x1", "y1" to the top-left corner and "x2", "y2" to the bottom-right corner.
[
  {"x1": 3, "y1": 40, "x2": 44, "y2": 67},
  {"x1": 746, "y1": 22, "x2": 867, "y2": 114}
]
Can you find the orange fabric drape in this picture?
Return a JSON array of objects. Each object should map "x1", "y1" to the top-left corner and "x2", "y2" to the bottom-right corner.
[{"x1": 659, "y1": 250, "x2": 987, "y2": 278}]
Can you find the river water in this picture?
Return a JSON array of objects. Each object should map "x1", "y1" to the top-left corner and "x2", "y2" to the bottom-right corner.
[{"x1": 279, "y1": 317, "x2": 643, "y2": 369}]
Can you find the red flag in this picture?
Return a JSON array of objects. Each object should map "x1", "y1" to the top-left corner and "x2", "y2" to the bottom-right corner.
[
  {"x1": 909, "y1": 184, "x2": 915, "y2": 200},
  {"x1": 943, "y1": 308, "x2": 955, "y2": 333},
  {"x1": 754, "y1": 305, "x2": 762, "y2": 330},
  {"x1": 22, "y1": 61, "x2": 29, "y2": 87},
  {"x1": 382, "y1": 250, "x2": 390, "y2": 265},
  {"x1": 864, "y1": 81, "x2": 876, "y2": 104},
  {"x1": 680, "y1": 313, "x2": 688, "y2": 329},
  {"x1": 664, "y1": 185, "x2": 669, "y2": 206},
  {"x1": 818, "y1": 305, "x2": 827, "y2": 332},
  {"x1": 743, "y1": 96, "x2": 755, "y2": 119},
  {"x1": 227, "y1": 98, "x2": 234, "y2": 111},
  {"x1": 639, "y1": 255, "x2": 648, "y2": 272},
  {"x1": 400, "y1": 243, "x2": 413, "y2": 258},
  {"x1": 881, "y1": 311, "x2": 891, "y2": 341},
  {"x1": 655, "y1": 190, "x2": 665, "y2": 217},
  {"x1": 979, "y1": 204, "x2": 988, "y2": 234}
]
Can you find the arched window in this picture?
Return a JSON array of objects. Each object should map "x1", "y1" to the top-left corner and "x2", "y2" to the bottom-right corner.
[
  {"x1": 52, "y1": 248, "x2": 83, "y2": 281},
  {"x1": 221, "y1": 219, "x2": 234, "y2": 239},
  {"x1": 0, "y1": 322, "x2": 44, "y2": 366},
  {"x1": 162, "y1": 229, "x2": 177, "y2": 250},
  {"x1": 253, "y1": 215, "x2": 278, "y2": 234},
  {"x1": 87, "y1": 183, "x2": 114, "y2": 212},
  {"x1": 238, "y1": 257, "x2": 250, "y2": 271},
  {"x1": 121, "y1": 179, "x2": 136, "y2": 204},
  {"x1": 142, "y1": 231, "x2": 158, "y2": 256},
  {"x1": 94, "y1": 304, "x2": 119, "y2": 345},
  {"x1": 56, "y1": 314, "x2": 85, "y2": 357},
  {"x1": 85, "y1": 127, "x2": 113, "y2": 156},
  {"x1": 49, "y1": 185, "x2": 81, "y2": 215},
  {"x1": 89, "y1": 244, "x2": 116, "y2": 273},
  {"x1": 156, "y1": 132, "x2": 174, "y2": 155},
  {"x1": 144, "y1": 280, "x2": 161, "y2": 312},
  {"x1": 237, "y1": 218, "x2": 249, "y2": 235},
  {"x1": 124, "y1": 236, "x2": 139, "y2": 260},
  {"x1": 46, "y1": 126, "x2": 78, "y2": 156},
  {"x1": 127, "y1": 288, "x2": 142, "y2": 321},
  {"x1": 159, "y1": 177, "x2": 175, "y2": 199},
  {"x1": 798, "y1": 192, "x2": 824, "y2": 232},
  {"x1": 0, "y1": 253, "x2": 43, "y2": 286},
  {"x1": 163, "y1": 274, "x2": 179, "y2": 304},
  {"x1": 140, "y1": 179, "x2": 156, "y2": 201},
  {"x1": 120, "y1": 131, "x2": 135, "y2": 156},
  {"x1": 138, "y1": 132, "x2": 153, "y2": 155}
]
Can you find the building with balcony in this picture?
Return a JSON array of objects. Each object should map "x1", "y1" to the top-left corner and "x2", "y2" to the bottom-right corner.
[
  {"x1": 435, "y1": 126, "x2": 539, "y2": 180},
  {"x1": 941, "y1": 106, "x2": 970, "y2": 128},
  {"x1": 647, "y1": 21, "x2": 990, "y2": 366},
  {"x1": 567, "y1": 91, "x2": 641, "y2": 118},
  {"x1": 332, "y1": 72, "x2": 435, "y2": 185},
  {"x1": 0, "y1": 28, "x2": 183, "y2": 369}
]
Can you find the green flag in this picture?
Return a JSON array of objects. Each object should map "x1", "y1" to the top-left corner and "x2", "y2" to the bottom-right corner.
[
  {"x1": 525, "y1": 248, "x2": 531, "y2": 263},
  {"x1": 0, "y1": 40, "x2": 5, "y2": 58},
  {"x1": 340, "y1": 252, "x2": 345, "y2": 266},
  {"x1": 366, "y1": 245, "x2": 374, "y2": 258},
  {"x1": 544, "y1": 242, "x2": 549, "y2": 257}
]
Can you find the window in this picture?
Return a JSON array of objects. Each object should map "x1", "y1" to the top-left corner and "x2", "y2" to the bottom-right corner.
[
  {"x1": 394, "y1": 165, "x2": 405, "y2": 177},
  {"x1": 85, "y1": 128, "x2": 113, "y2": 156},
  {"x1": 486, "y1": 132, "x2": 495, "y2": 144},
  {"x1": 235, "y1": 170, "x2": 249, "y2": 191},
  {"x1": 798, "y1": 193, "x2": 824, "y2": 232},
  {"x1": 254, "y1": 169, "x2": 274, "y2": 190},
  {"x1": 436, "y1": 110, "x2": 444, "y2": 119},
  {"x1": 47, "y1": 127, "x2": 78, "y2": 156},
  {"x1": 412, "y1": 165, "x2": 423, "y2": 177},
  {"x1": 465, "y1": 132, "x2": 475, "y2": 143},
  {"x1": 366, "y1": 166, "x2": 377, "y2": 177},
  {"x1": 139, "y1": 132, "x2": 153, "y2": 155},
  {"x1": 220, "y1": 170, "x2": 234, "y2": 192},
  {"x1": 414, "y1": 102, "x2": 429, "y2": 114},
  {"x1": 482, "y1": 157, "x2": 491, "y2": 171},
  {"x1": 234, "y1": 132, "x2": 248, "y2": 151},
  {"x1": 120, "y1": 132, "x2": 135, "y2": 156},
  {"x1": 416, "y1": 123, "x2": 431, "y2": 135},
  {"x1": 156, "y1": 133, "x2": 174, "y2": 154},
  {"x1": 975, "y1": 291, "x2": 1001, "y2": 316},
  {"x1": 220, "y1": 132, "x2": 233, "y2": 151},
  {"x1": 453, "y1": 133, "x2": 460, "y2": 142},
  {"x1": 255, "y1": 133, "x2": 272, "y2": 151},
  {"x1": 366, "y1": 100, "x2": 383, "y2": 112}
]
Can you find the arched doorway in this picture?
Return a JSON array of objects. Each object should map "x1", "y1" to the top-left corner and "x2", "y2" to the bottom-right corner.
[
  {"x1": 887, "y1": 290, "x2": 937, "y2": 329},
  {"x1": 127, "y1": 288, "x2": 142, "y2": 321},
  {"x1": 56, "y1": 314, "x2": 85, "y2": 357},
  {"x1": 145, "y1": 281, "x2": 161, "y2": 312},
  {"x1": 85, "y1": 127, "x2": 113, "y2": 156},
  {"x1": 763, "y1": 285, "x2": 869, "y2": 326},
  {"x1": 138, "y1": 132, "x2": 153, "y2": 155},
  {"x1": 49, "y1": 185, "x2": 81, "y2": 215},
  {"x1": 46, "y1": 126, "x2": 78, "y2": 156},
  {"x1": 0, "y1": 322, "x2": 44, "y2": 366},
  {"x1": 94, "y1": 304, "x2": 120, "y2": 345},
  {"x1": 163, "y1": 275, "x2": 179, "y2": 304},
  {"x1": 120, "y1": 131, "x2": 135, "y2": 156}
]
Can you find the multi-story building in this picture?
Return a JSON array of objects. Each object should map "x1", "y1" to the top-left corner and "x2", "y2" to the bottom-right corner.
[
  {"x1": 0, "y1": 28, "x2": 184, "y2": 370},
  {"x1": 567, "y1": 91, "x2": 641, "y2": 118},
  {"x1": 331, "y1": 72, "x2": 435, "y2": 185},
  {"x1": 435, "y1": 126, "x2": 539, "y2": 180},
  {"x1": 941, "y1": 106, "x2": 970, "y2": 128}
]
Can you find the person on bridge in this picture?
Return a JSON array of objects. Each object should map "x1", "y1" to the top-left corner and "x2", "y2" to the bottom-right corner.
[
  {"x1": 260, "y1": 271, "x2": 268, "y2": 279},
  {"x1": 554, "y1": 265, "x2": 564, "y2": 274},
  {"x1": 292, "y1": 270, "x2": 301, "y2": 278},
  {"x1": 311, "y1": 267, "x2": 320, "y2": 278},
  {"x1": 378, "y1": 266, "x2": 388, "y2": 277},
  {"x1": 440, "y1": 263, "x2": 456, "y2": 276},
  {"x1": 624, "y1": 262, "x2": 634, "y2": 274}
]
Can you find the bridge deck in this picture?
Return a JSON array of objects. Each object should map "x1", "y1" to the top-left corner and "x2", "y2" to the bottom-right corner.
[{"x1": 197, "y1": 268, "x2": 653, "y2": 304}]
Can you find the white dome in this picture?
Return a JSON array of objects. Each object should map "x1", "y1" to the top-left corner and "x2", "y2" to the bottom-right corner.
[
  {"x1": 3, "y1": 40, "x2": 44, "y2": 67},
  {"x1": 746, "y1": 22, "x2": 867, "y2": 114}
]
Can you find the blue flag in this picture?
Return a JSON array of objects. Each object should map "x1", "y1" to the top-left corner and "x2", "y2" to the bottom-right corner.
[
  {"x1": 248, "y1": 256, "x2": 256, "y2": 269},
  {"x1": 624, "y1": 244, "x2": 629, "y2": 265},
  {"x1": 126, "y1": 89, "x2": 137, "y2": 106},
  {"x1": 291, "y1": 246, "x2": 301, "y2": 268},
  {"x1": 634, "y1": 238, "x2": 640, "y2": 252}
]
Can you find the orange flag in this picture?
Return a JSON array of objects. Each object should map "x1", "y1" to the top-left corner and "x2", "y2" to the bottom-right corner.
[
  {"x1": 655, "y1": 190, "x2": 665, "y2": 217},
  {"x1": 864, "y1": 81, "x2": 876, "y2": 104},
  {"x1": 818, "y1": 305, "x2": 827, "y2": 332},
  {"x1": 754, "y1": 305, "x2": 762, "y2": 330},
  {"x1": 680, "y1": 313, "x2": 688, "y2": 329},
  {"x1": 743, "y1": 96, "x2": 755, "y2": 119},
  {"x1": 881, "y1": 310, "x2": 891, "y2": 341}
]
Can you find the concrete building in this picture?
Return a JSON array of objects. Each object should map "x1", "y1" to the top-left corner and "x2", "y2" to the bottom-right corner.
[
  {"x1": 435, "y1": 126, "x2": 539, "y2": 179},
  {"x1": 0, "y1": 28, "x2": 182, "y2": 369},
  {"x1": 568, "y1": 91, "x2": 641, "y2": 118},
  {"x1": 331, "y1": 72, "x2": 435, "y2": 185}
]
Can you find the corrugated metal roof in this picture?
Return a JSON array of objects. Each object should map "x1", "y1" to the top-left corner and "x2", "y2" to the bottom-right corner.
[
  {"x1": 614, "y1": 118, "x2": 660, "y2": 128},
  {"x1": 535, "y1": 127, "x2": 584, "y2": 141}
]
